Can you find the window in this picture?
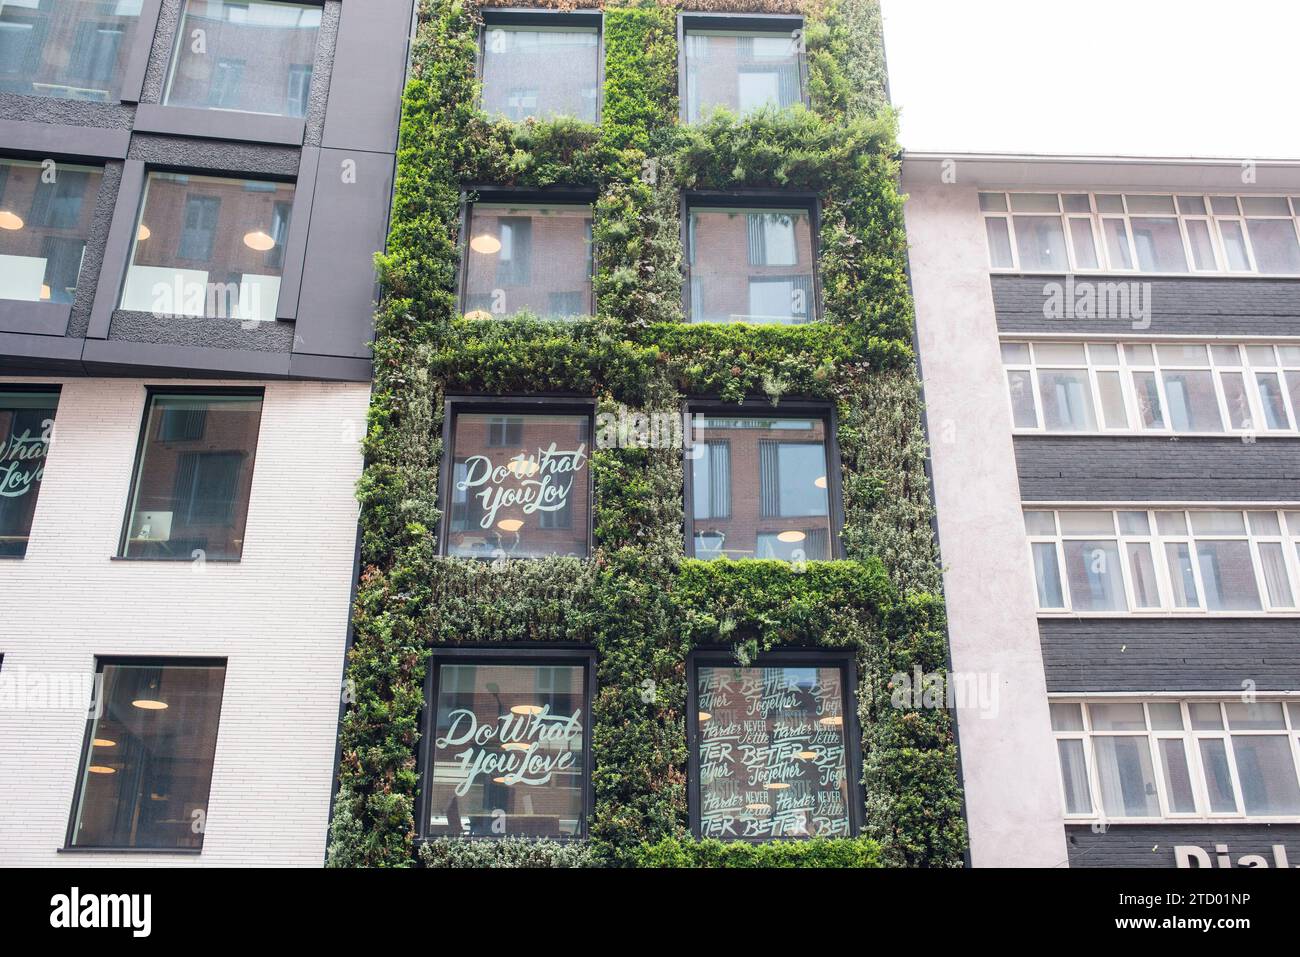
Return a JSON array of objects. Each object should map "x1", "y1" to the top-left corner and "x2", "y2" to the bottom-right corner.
[
  {"x1": 686, "y1": 204, "x2": 817, "y2": 324},
  {"x1": 0, "y1": 389, "x2": 59, "y2": 558},
  {"x1": 462, "y1": 202, "x2": 593, "y2": 320},
  {"x1": 1051, "y1": 700, "x2": 1300, "y2": 822},
  {"x1": 0, "y1": 159, "x2": 103, "y2": 304},
  {"x1": 1024, "y1": 508, "x2": 1300, "y2": 615},
  {"x1": 164, "y1": 0, "x2": 322, "y2": 117},
  {"x1": 691, "y1": 654, "x2": 859, "y2": 839},
  {"x1": 980, "y1": 191, "x2": 1300, "y2": 276},
  {"x1": 479, "y1": 20, "x2": 599, "y2": 123},
  {"x1": 0, "y1": 0, "x2": 141, "y2": 102},
  {"x1": 444, "y1": 405, "x2": 591, "y2": 559},
  {"x1": 682, "y1": 25, "x2": 804, "y2": 124},
  {"x1": 687, "y1": 413, "x2": 836, "y2": 561},
  {"x1": 1001, "y1": 341, "x2": 1300, "y2": 436},
  {"x1": 69, "y1": 659, "x2": 227, "y2": 850},
  {"x1": 120, "y1": 173, "x2": 294, "y2": 321},
  {"x1": 121, "y1": 392, "x2": 263, "y2": 561},
  {"x1": 424, "y1": 653, "x2": 592, "y2": 839}
]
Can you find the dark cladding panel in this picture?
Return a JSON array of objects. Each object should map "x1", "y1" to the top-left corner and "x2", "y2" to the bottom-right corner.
[{"x1": 321, "y1": 0, "x2": 414, "y2": 153}]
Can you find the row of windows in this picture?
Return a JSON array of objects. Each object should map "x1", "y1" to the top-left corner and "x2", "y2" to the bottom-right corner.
[
  {"x1": 1024, "y1": 508, "x2": 1300, "y2": 615},
  {"x1": 1002, "y1": 340, "x2": 1300, "y2": 436},
  {"x1": 1, "y1": 388, "x2": 261, "y2": 560},
  {"x1": 981, "y1": 191, "x2": 1300, "y2": 277},
  {"x1": 29, "y1": 650, "x2": 857, "y2": 849},
  {"x1": 1051, "y1": 699, "x2": 1300, "y2": 823}
]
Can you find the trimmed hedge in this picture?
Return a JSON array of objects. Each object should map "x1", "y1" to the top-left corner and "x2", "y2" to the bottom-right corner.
[
  {"x1": 328, "y1": 0, "x2": 966, "y2": 869},
  {"x1": 635, "y1": 836, "x2": 885, "y2": 868},
  {"x1": 419, "y1": 837, "x2": 603, "y2": 868}
]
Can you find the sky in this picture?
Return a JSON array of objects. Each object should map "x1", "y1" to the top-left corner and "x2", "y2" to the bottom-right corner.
[{"x1": 880, "y1": 0, "x2": 1300, "y2": 159}]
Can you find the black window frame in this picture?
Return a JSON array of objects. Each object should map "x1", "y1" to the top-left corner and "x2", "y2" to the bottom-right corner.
[
  {"x1": 686, "y1": 647, "x2": 864, "y2": 841},
  {"x1": 0, "y1": 383, "x2": 61, "y2": 560},
  {"x1": 677, "y1": 12, "x2": 810, "y2": 125},
  {"x1": 62, "y1": 654, "x2": 229, "y2": 854},
  {"x1": 116, "y1": 385, "x2": 265, "y2": 562},
  {"x1": 456, "y1": 186, "x2": 599, "y2": 320},
  {"x1": 682, "y1": 399, "x2": 844, "y2": 560},
  {"x1": 438, "y1": 395, "x2": 597, "y2": 560},
  {"x1": 681, "y1": 190, "x2": 823, "y2": 324},
  {"x1": 417, "y1": 645, "x2": 598, "y2": 843},
  {"x1": 476, "y1": 8, "x2": 606, "y2": 124}
]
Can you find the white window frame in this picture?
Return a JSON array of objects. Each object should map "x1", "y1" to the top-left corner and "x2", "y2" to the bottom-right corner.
[
  {"x1": 980, "y1": 192, "x2": 1300, "y2": 278},
  {"x1": 1023, "y1": 507, "x2": 1300, "y2": 617},
  {"x1": 1051, "y1": 698, "x2": 1300, "y2": 825}
]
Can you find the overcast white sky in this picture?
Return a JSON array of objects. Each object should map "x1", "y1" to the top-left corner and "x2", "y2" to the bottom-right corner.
[{"x1": 881, "y1": 0, "x2": 1300, "y2": 159}]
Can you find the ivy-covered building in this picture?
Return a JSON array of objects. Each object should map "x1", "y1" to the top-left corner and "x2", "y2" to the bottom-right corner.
[{"x1": 327, "y1": 0, "x2": 968, "y2": 868}]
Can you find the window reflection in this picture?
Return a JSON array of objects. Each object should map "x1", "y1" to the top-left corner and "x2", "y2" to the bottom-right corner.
[
  {"x1": 463, "y1": 203, "x2": 593, "y2": 320},
  {"x1": 480, "y1": 24, "x2": 599, "y2": 123},
  {"x1": 687, "y1": 207, "x2": 816, "y2": 324},
  {"x1": 0, "y1": 390, "x2": 59, "y2": 557},
  {"x1": 0, "y1": 159, "x2": 103, "y2": 304},
  {"x1": 0, "y1": 0, "x2": 141, "y2": 102},
  {"x1": 683, "y1": 29, "x2": 803, "y2": 123}
]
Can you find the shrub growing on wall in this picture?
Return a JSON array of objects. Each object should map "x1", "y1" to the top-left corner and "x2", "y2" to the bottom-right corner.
[{"x1": 329, "y1": 0, "x2": 966, "y2": 868}]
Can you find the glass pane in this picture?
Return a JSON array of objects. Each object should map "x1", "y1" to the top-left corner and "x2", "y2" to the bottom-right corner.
[
  {"x1": 1095, "y1": 194, "x2": 1124, "y2": 214},
  {"x1": 1059, "y1": 511, "x2": 1115, "y2": 535},
  {"x1": 0, "y1": 159, "x2": 104, "y2": 303},
  {"x1": 1057, "y1": 739, "x2": 1092, "y2": 814},
  {"x1": 1176, "y1": 195, "x2": 1207, "y2": 215},
  {"x1": 1219, "y1": 372, "x2": 1253, "y2": 429},
  {"x1": 1118, "y1": 510, "x2": 1150, "y2": 535},
  {"x1": 1050, "y1": 702, "x2": 1084, "y2": 731},
  {"x1": 978, "y1": 192, "x2": 1008, "y2": 213},
  {"x1": 1245, "y1": 345, "x2": 1277, "y2": 366},
  {"x1": 1225, "y1": 702, "x2": 1287, "y2": 730},
  {"x1": 1161, "y1": 370, "x2": 1223, "y2": 432},
  {"x1": 1158, "y1": 738, "x2": 1197, "y2": 813},
  {"x1": 1126, "y1": 542, "x2": 1161, "y2": 608},
  {"x1": 1034, "y1": 342, "x2": 1086, "y2": 364},
  {"x1": 1148, "y1": 703, "x2": 1184, "y2": 730},
  {"x1": 1198, "y1": 738, "x2": 1238, "y2": 813},
  {"x1": 1248, "y1": 511, "x2": 1281, "y2": 535},
  {"x1": 1068, "y1": 218, "x2": 1099, "y2": 268},
  {"x1": 464, "y1": 204, "x2": 593, "y2": 320},
  {"x1": 1255, "y1": 373, "x2": 1290, "y2": 429},
  {"x1": 1009, "y1": 193, "x2": 1060, "y2": 213},
  {"x1": 1023, "y1": 510, "x2": 1056, "y2": 535},
  {"x1": 1037, "y1": 370, "x2": 1097, "y2": 431},
  {"x1": 427, "y1": 663, "x2": 586, "y2": 837},
  {"x1": 1246, "y1": 219, "x2": 1300, "y2": 274},
  {"x1": 0, "y1": 0, "x2": 140, "y2": 101},
  {"x1": 1211, "y1": 344, "x2": 1242, "y2": 366},
  {"x1": 689, "y1": 208, "x2": 815, "y2": 324},
  {"x1": 1032, "y1": 542, "x2": 1065, "y2": 608},
  {"x1": 1185, "y1": 219, "x2": 1217, "y2": 270},
  {"x1": 1190, "y1": 510, "x2": 1247, "y2": 535},
  {"x1": 481, "y1": 24, "x2": 599, "y2": 122},
  {"x1": 0, "y1": 390, "x2": 60, "y2": 557},
  {"x1": 1156, "y1": 343, "x2": 1209, "y2": 366},
  {"x1": 985, "y1": 217, "x2": 1014, "y2": 268},
  {"x1": 1163, "y1": 542, "x2": 1199, "y2": 608},
  {"x1": 1131, "y1": 218, "x2": 1188, "y2": 272},
  {"x1": 1089, "y1": 343, "x2": 1119, "y2": 365},
  {"x1": 1001, "y1": 342, "x2": 1030, "y2": 363},
  {"x1": 1124, "y1": 343, "x2": 1154, "y2": 365},
  {"x1": 1102, "y1": 218, "x2": 1133, "y2": 268},
  {"x1": 1240, "y1": 196, "x2": 1292, "y2": 216},
  {"x1": 1092, "y1": 736, "x2": 1160, "y2": 817},
  {"x1": 120, "y1": 173, "x2": 293, "y2": 320},
  {"x1": 1013, "y1": 215, "x2": 1069, "y2": 270},
  {"x1": 1210, "y1": 196, "x2": 1240, "y2": 215},
  {"x1": 1097, "y1": 371, "x2": 1129, "y2": 428},
  {"x1": 1258, "y1": 543, "x2": 1295, "y2": 608},
  {"x1": 72, "y1": 662, "x2": 227, "y2": 849},
  {"x1": 697, "y1": 664, "x2": 853, "y2": 838},
  {"x1": 164, "y1": 1, "x2": 321, "y2": 117},
  {"x1": 1062, "y1": 540, "x2": 1127, "y2": 611},
  {"x1": 1125, "y1": 195, "x2": 1176, "y2": 215},
  {"x1": 1131, "y1": 371, "x2": 1165, "y2": 428},
  {"x1": 1190, "y1": 703, "x2": 1224, "y2": 730},
  {"x1": 1196, "y1": 540, "x2": 1262, "y2": 611},
  {"x1": 447, "y1": 412, "x2": 590, "y2": 559},
  {"x1": 1155, "y1": 510, "x2": 1188, "y2": 535},
  {"x1": 1062, "y1": 194, "x2": 1091, "y2": 213},
  {"x1": 1289, "y1": 371, "x2": 1300, "y2": 430},
  {"x1": 1006, "y1": 370, "x2": 1037, "y2": 427},
  {"x1": 123, "y1": 393, "x2": 263, "y2": 561},
  {"x1": 1088, "y1": 703, "x2": 1146, "y2": 731},
  {"x1": 1231, "y1": 736, "x2": 1300, "y2": 815},
  {"x1": 1218, "y1": 220, "x2": 1252, "y2": 271},
  {"x1": 684, "y1": 29, "x2": 802, "y2": 123}
]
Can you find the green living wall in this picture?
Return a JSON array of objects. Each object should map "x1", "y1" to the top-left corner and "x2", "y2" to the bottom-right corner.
[{"x1": 327, "y1": 0, "x2": 967, "y2": 867}]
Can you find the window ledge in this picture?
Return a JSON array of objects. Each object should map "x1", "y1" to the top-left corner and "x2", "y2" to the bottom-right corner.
[
  {"x1": 110, "y1": 556, "x2": 243, "y2": 564},
  {"x1": 1039, "y1": 612, "x2": 1300, "y2": 619},
  {"x1": 133, "y1": 103, "x2": 306, "y2": 147},
  {"x1": 58, "y1": 846, "x2": 203, "y2": 855}
]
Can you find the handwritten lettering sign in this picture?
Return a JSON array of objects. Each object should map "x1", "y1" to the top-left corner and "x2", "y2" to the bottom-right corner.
[
  {"x1": 436, "y1": 704, "x2": 583, "y2": 796},
  {"x1": 456, "y1": 442, "x2": 588, "y2": 530},
  {"x1": 0, "y1": 424, "x2": 51, "y2": 500},
  {"x1": 0, "y1": 401, "x2": 56, "y2": 557},
  {"x1": 697, "y1": 665, "x2": 852, "y2": 839}
]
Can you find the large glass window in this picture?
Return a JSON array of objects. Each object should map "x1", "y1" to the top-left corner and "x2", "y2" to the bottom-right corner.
[
  {"x1": 446, "y1": 408, "x2": 590, "y2": 559},
  {"x1": 0, "y1": 0, "x2": 142, "y2": 102},
  {"x1": 121, "y1": 392, "x2": 263, "y2": 561},
  {"x1": 479, "y1": 21, "x2": 599, "y2": 123},
  {"x1": 1025, "y1": 508, "x2": 1300, "y2": 615},
  {"x1": 980, "y1": 191, "x2": 1300, "y2": 276},
  {"x1": 119, "y1": 172, "x2": 294, "y2": 321},
  {"x1": 683, "y1": 28, "x2": 803, "y2": 124},
  {"x1": 426, "y1": 657, "x2": 589, "y2": 838},
  {"x1": 687, "y1": 205, "x2": 817, "y2": 324},
  {"x1": 163, "y1": 0, "x2": 321, "y2": 117},
  {"x1": 69, "y1": 659, "x2": 227, "y2": 850},
  {"x1": 694, "y1": 658, "x2": 856, "y2": 839},
  {"x1": 688, "y1": 414, "x2": 835, "y2": 561},
  {"x1": 0, "y1": 158, "x2": 103, "y2": 304},
  {"x1": 1051, "y1": 700, "x2": 1300, "y2": 822},
  {"x1": 0, "y1": 389, "x2": 59, "y2": 557},
  {"x1": 462, "y1": 202, "x2": 593, "y2": 320},
  {"x1": 1001, "y1": 340, "x2": 1300, "y2": 436}
]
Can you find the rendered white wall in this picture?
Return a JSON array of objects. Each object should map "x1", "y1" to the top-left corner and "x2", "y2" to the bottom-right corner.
[{"x1": 0, "y1": 377, "x2": 367, "y2": 867}]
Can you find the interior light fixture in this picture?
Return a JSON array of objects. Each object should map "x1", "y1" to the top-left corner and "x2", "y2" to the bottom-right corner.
[
  {"x1": 744, "y1": 803, "x2": 772, "y2": 813},
  {"x1": 88, "y1": 765, "x2": 116, "y2": 775},
  {"x1": 131, "y1": 699, "x2": 169, "y2": 710},
  {"x1": 818, "y1": 715, "x2": 843, "y2": 727},
  {"x1": 136, "y1": 223, "x2": 151, "y2": 242},
  {"x1": 497, "y1": 518, "x2": 524, "y2": 533},
  {"x1": 510, "y1": 704, "x2": 543, "y2": 716},
  {"x1": 507, "y1": 458, "x2": 539, "y2": 477},
  {"x1": 492, "y1": 776, "x2": 511, "y2": 785},
  {"x1": 92, "y1": 738, "x2": 117, "y2": 748},
  {"x1": 814, "y1": 475, "x2": 827, "y2": 489},
  {"x1": 242, "y1": 229, "x2": 276, "y2": 252},
  {"x1": 797, "y1": 750, "x2": 817, "y2": 760},
  {"x1": 776, "y1": 530, "x2": 806, "y2": 543},
  {"x1": 464, "y1": 309, "x2": 493, "y2": 321},
  {"x1": 763, "y1": 781, "x2": 790, "y2": 790},
  {"x1": 40, "y1": 284, "x2": 51, "y2": 300},
  {"x1": 697, "y1": 710, "x2": 711, "y2": 722},
  {"x1": 501, "y1": 741, "x2": 531, "y2": 752},
  {"x1": 469, "y1": 234, "x2": 502, "y2": 255},
  {"x1": 0, "y1": 210, "x2": 23, "y2": 230}
]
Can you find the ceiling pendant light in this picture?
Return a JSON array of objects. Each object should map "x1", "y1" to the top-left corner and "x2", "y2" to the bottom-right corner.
[
  {"x1": 132, "y1": 698, "x2": 169, "y2": 710},
  {"x1": 136, "y1": 223, "x2": 151, "y2": 242},
  {"x1": 88, "y1": 765, "x2": 116, "y2": 775},
  {"x1": 776, "y1": 529, "x2": 806, "y2": 543},
  {"x1": 497, "y1": 518, "x2": 524, "y2": 532},
  {"x1": 814, "y1": 475, "x2": 827, "y2": 489},
  {"x1": 698, "y1": 710, "x2": 712, "y2": 722},
  {"x1": 40, "y1": 284, "x2": 51, "y2": 300},
  {"x1": 469, "y1": 234, "x2": 502, "y2": 255},
  {"x1": 501, "y1": 741, "x2": 531, "y2": 752},
  {"x1": 818, "y1": 714, "x2": 843, "y2": 726},
  {"x1": 509, "y1": 704, "x2": 543, "y2": 716},
  {"x1": 0, "y1": 210, "x2": 23, "y2": 230},
  {"x1": 242, "y1": 229, "x2": 276, "y2": 251},
  {"x1": 92, "y1": 738, "x2": 117, "y2": 748}
]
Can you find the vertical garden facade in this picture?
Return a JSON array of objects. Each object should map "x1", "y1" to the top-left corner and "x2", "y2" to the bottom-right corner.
[{"x1": 328, "y1": 0, "x2": 967, "y2": 867}]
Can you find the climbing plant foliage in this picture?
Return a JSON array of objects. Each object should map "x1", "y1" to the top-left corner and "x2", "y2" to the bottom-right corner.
[{"x1": 328, "y1": 0, "x2": 966, "y2": 868}]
